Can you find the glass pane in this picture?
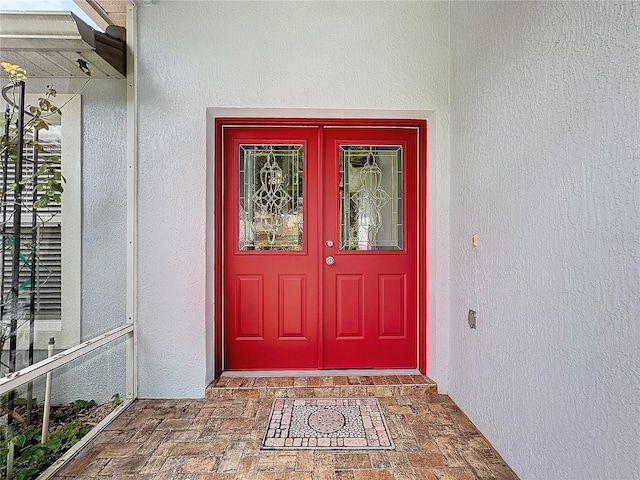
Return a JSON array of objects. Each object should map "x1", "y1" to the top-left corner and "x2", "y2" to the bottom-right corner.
[
  {"x1": 1, "y1": 337, "x2": 126, "y2": 478},
  {"x1": 1, "y1": 130, "x2": 63, "y2": 364},
  {"x1": 239, "y1": 145, "x2": 303, "y2": 251},
  {"x1": 340, "y1": 145, "x2": 402, "y2": 250}
]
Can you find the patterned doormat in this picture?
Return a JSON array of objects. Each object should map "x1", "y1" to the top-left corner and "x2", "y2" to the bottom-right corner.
[{"x1": 261, "y1": 398, "x2": 394, "y2": 450}]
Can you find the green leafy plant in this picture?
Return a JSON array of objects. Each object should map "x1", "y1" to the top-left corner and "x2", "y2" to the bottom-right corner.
[
  {"x1": 110, "y1": 393, "x2": 122, "y2": 410},
  {"x1": 2, "y1": 420, "x2": 91, "y2": 480},
  {"x1": 68, "y1": 399, "x2": 96, "y2": 410},
  {"x1": 1, "y1": 395, "x2": 119, "y2": 479}
]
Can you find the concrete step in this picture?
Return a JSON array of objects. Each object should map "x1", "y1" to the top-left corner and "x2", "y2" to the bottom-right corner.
[{"x1": 206, "y1": 373, "x2": 437, "y2": 399}]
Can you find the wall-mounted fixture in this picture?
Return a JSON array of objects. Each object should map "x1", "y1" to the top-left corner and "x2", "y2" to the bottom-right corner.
[{"x1": 468, "y1": 309, "x2": 477, "y2": 329}]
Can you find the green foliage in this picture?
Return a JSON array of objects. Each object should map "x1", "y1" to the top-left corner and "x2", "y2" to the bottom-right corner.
[
  {"x1": 3, "y1": 396, "x2": 28, "y2": 407},
  {"x1": 110, "y1": 393, "x2": 122, "y2": 410},
  {"x1": 5, "y1": 155, "x2": 67, "y2": 210},
  {"x1": 68, "y1": 399, "x2": 96, "y2": 410},
  {"x1": 19, "y1": 421, "x2": 88, "y2": 479},
  {"x1": 1, "y1": 420, "x2": 91, "y2": 480},
  {"x1": 0, "y1": 395, "x2": 118, "y2": 479},
  {"x1": 76, "y1": 59, "x2": 91, "y2": 77}
]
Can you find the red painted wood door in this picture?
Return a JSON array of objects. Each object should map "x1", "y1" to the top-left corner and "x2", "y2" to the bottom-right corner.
[
  {"x1": 322, "y1": 128, "x2": 417, "y2": 368},
  {"x1": 223, "y1": 125, "x2": 417, "y2": 370},
  {"x1": 223, "y1": 127, "x2": 321, "y2": 369}
]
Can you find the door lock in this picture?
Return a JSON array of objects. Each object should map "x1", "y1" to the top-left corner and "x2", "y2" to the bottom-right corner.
[
  {"x1": 326, "y1": 240, "x2": 334, "y2": 247},
  {"x1": 325, "y1": 256, "x2": 335, "y2": 265}
]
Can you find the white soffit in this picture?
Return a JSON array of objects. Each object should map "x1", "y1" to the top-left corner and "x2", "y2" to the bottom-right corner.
[{"x1": 0, "y1": 11, "x2": 125, "y2": 79}]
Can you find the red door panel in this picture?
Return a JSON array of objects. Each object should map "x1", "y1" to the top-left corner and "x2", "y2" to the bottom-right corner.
[
  {"x1": 278, "y1": 275, "x2": 306, "y2": 338},
  {"x1": 236, "y1": 275, "x2": 263, "y2": 337},
  {"x1": 322, "y1": 128, "x2": 417, "y2": 369},
  {"x1": 223, "y1": 127, "x2": 320, "y2": 370},
  {"x1": 335, "y1": 275, "x2": 364, "y2": 338},
  {"x1": 379, "y1": 274, "x2": 407, "y2": 337}
]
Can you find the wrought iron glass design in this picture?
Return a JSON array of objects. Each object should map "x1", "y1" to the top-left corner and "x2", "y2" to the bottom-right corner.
[
  {"x1": 340, "y1": 146, "x2": 402, "y2": 250},
  {"x1": 239, "y1": 145, "x2": 303, "y2": 250}
]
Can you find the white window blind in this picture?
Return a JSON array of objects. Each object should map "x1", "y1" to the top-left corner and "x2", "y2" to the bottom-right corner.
[
  {"x1": 2, "y1": 93, "x2": 81, "y2": 350},
  {"x1": 1, "y1": 132, "x2": 63, "y2": 324}
]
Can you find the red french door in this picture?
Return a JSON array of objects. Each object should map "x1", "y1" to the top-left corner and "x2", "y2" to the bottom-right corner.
[
  {"x1": 223, "y1": 127, "x2": 321, "y2": 369},
  {"x1": 322, "y1": 128, "x2": 417, "y2": 368},
  {"x1": 223, "y1": 124, "x2": 418, "y2": 370}
]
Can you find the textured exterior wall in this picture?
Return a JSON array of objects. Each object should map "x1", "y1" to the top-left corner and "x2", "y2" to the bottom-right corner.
[
  {"x1": 77, "y1": 78, "x2": 128, "y2": 341},
  {"x1": 449, "y1": 2, "x2": 640, "y2": 479},
  {"x1": 136, "y1": 1, "x2": 451, "y2": 398}
]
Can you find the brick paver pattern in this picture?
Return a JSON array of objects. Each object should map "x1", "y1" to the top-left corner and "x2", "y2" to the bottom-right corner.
[
  {"x1": 52, "y1": 375, "x2": 520, "y2": 479},
  {"x1": 263, "y1": 398, "x2": 393, "y2": 450}
]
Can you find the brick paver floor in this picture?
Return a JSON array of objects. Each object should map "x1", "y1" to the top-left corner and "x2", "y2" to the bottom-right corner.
[{"x1": 52, "y1": 389, "x2": 519, "y2": 479}]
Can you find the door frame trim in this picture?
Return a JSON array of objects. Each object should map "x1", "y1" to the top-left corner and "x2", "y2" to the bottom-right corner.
[{"x1": 210, "y1": 111, "x2": 427, "y2": 379}]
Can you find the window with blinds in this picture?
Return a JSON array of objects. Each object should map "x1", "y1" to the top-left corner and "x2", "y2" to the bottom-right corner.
[
  {"x1": 1, "y1": 128, "x2": 63, "y2": 324},
  {"x1": 1, "y1": 93, "x2": 81, "y2": 351}
]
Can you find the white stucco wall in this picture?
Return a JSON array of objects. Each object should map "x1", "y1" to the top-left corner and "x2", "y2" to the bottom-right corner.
[
  {"x1": 77, "y1": 78, "x2": 128, "y2": 341},
  {"x1": 136, "y1": 1, "x2": 451, "y2": 398},
  {"x1": 449, "y1": 2, "x2": 640, "y2": 479}
]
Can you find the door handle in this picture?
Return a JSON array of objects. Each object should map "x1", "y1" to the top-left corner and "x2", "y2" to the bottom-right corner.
[{"x1": 325, "y1": 256, "x2": 335, "y2": 266}]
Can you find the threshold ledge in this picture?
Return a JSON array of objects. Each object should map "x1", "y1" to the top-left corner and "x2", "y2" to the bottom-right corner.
[{"x1": 206, "y1": 370, "x2": 437, "y2": 399}]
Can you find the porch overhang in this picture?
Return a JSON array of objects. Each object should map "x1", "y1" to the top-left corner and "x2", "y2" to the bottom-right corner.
[{"x1": 0, "y1": 11, "x2": 125, "y2": 78}]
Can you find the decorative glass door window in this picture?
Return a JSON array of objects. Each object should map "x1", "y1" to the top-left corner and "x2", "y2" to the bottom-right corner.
[
  {"x1": 339, "y1": 145, "x2": 402, "y2": 250},
  {"x1": 238, "y1": 144, "x2": 304, "y2": 250}
]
